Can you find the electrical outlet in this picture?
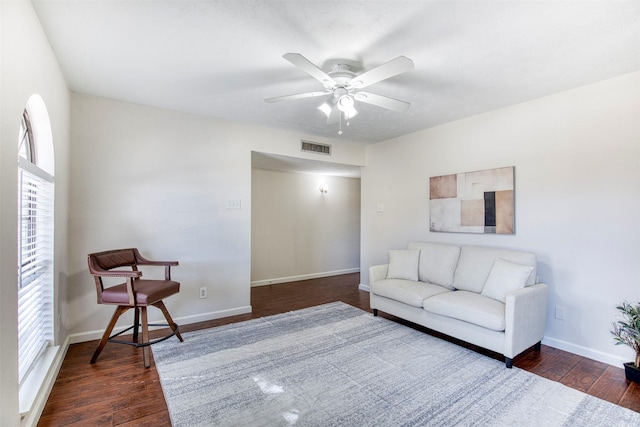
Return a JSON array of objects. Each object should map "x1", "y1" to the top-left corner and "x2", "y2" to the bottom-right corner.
[
  {"x1": 199, "y1": 287, "x2": 207, "y2": 299},
  {"x1": 555, "y1": 306, "x2": 565, "y2": 320}
]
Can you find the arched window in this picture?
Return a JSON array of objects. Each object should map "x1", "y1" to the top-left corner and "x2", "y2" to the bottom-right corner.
[{"x1": 17, "y1": 95, "x2": 54, "y2": 386}]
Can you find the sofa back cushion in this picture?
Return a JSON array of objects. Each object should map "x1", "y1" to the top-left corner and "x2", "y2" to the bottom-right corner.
[
  {"x1": 453, "y1": 245, "x2": 537, "y2": 293},
  {"x1": 407, "y1": 242, "x2": 460, "y2": 289}
]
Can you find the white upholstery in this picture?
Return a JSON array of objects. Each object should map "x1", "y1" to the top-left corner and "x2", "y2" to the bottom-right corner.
[
  {"x1": 481, "y1": 258, "x2": 534, "y2": 302},
  {"x1": 370, "y1": 264, "x2": 389, "y2": 283},
  {"x1": 504, "y1": 284, "x2": 549, "y2": 358},
  {"x1": 453, "y1": 246, "x2": 537, "y2": 293},
  {"x1": 371, "y1": 279, "x2": 451, "y2": 308},
  {"x1": 408, "y1": 242, "x2": 460, "y2": 289},
  {"x1": 387, "y1": 249, "x2": 420, "y2": 281},
  {"x1": 423, "y1": 291, "x2": 506, "y2": 331},
  {"x1": 369, "y1": 242, "x2": 548, "y2": 365}
]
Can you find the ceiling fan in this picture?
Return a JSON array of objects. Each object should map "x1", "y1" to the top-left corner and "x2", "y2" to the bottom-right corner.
[{"x1": 265, "y1": 53, "x2": 414, "y2": 134}]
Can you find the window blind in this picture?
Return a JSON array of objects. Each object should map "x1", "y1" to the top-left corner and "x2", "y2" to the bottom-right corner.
[{"x1": 18, "y1": 159, "x2": 54, "y2": 386}]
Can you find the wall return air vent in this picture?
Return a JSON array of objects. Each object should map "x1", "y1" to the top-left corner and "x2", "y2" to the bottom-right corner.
[{"x1": 301, "y1": 140, "x2": 331, "y2": 156}]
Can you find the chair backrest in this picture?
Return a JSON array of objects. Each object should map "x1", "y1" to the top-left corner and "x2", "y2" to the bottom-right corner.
[
  {"x1": 89, "y1": 248, "x2": 138, "y2": 273},
  {"x1": 88, "y1": 248, "x2": 144, "y2": 305}
]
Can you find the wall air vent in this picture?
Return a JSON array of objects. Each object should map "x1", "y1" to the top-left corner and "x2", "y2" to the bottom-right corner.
[{"x1": 301, "y1": 140, "x2": 331, "y2": 156}]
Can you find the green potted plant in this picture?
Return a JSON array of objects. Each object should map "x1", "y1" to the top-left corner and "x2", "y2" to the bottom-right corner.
[{"x1": 611, "y1": 301, "x2": 640, "y2": 383}]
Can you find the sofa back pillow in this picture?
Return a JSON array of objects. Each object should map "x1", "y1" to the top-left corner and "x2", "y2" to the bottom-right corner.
[
  {"x1": 453, "y1": 246, "x2": 537, "y2": 293},
  {"x1": 481, "y1": 258, "x2": 534, "y2": 302},
  {"x1": 386, "y1": 249, "x2": 420, "y2": 281},
  {"x1": 407, "y1": 242, "x2": 460, "y2": 289}
]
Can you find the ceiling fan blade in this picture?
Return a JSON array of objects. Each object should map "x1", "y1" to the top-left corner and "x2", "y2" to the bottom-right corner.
[
  {"x1": 283, "y1": 53, "x2": 336, "y2": 88},
  {"x1": 265, "y1": 91, "x2": 329, "y2": 103},
  {"x1": 354, "y1": 92, "x2": 411, "y2": 113},
  {"x1": 350, "y1": 56, "x2": 414, "y2": 89}
]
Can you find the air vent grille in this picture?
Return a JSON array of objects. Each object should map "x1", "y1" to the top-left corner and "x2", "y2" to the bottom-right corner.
[{"x1": 301, "y1": 140, "x2": 331, "y2": 155}]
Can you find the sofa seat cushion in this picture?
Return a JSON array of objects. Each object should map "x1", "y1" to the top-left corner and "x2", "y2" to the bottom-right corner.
[
  {"x1": 422, "y1": 291, "x2": 506, "y2": 331},
  {"x1": 371, "y1": 279, "x2": 451, "y2": 308}
]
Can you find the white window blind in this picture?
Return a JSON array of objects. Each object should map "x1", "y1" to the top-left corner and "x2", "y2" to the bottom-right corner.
[{"x1": 18, "y1": 157, "x2": 54, "y2": 386}]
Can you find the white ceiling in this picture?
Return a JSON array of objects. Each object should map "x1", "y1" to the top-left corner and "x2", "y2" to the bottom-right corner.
[{"x1": 32, "y1": 1, "x2": 640, "y2": 145}]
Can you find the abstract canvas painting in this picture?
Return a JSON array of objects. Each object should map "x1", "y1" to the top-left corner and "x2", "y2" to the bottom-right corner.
[{"x1": 430, "y1": 166, "x2": 514, "y2": 234}]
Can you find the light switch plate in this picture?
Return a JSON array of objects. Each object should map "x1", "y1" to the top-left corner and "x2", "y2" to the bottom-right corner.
[{"x1": 227, "y1": 199, "x2": 242, "y2": 209}]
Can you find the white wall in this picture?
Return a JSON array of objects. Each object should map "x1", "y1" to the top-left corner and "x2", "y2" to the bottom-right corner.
[
  {"x1": 0, "y1": 0, "x2": 70, "y2": 425},
  {"x1": 251, "y1": 168, "x2": 360, "y2": 284},
  {"x1": 68, "y1": 93, "x2": 366, "y2": 340},
  {"x1": 361, "y1": 71, "x2": 640, "y2": 367}
]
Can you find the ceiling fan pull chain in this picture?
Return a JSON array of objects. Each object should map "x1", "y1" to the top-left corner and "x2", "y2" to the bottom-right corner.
[{"x1": 338, "y1": 114, "x2": 343, "y2": 135}]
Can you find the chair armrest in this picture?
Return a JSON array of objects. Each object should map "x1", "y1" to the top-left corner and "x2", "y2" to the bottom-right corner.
[
  {"x1": 91, "y1": 270, "x2": 142, "y2": 278},
  {"x1": 369, "y1": 264, "x2": 389, "y2": 284},
  {"x1": 133, "y1": 249, "x2": 179, "y2": 280},
  {"x1": 133, "y1": 248, "x2": 178, "y2": 266},
  {"x1": 504, "y1": 283, "x2": 549, "y2": 358}
]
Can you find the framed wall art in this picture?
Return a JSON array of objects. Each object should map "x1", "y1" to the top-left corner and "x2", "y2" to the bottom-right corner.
[{"x1": 430, "y1": 166, "x2": 514, "y2": 234}]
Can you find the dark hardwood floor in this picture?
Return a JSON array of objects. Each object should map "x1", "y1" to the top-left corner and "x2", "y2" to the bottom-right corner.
[{"x1": 38, "y1": 273, "x2": 640, "y2": 426}]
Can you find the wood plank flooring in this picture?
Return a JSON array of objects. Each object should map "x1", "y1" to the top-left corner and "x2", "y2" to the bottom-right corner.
[{"x1": 38, "y1": 273, "x2": 640, "y2": 426}]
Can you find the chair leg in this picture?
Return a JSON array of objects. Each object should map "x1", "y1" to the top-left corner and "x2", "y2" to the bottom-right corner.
[
  {"x1": 132, "y1": 306, "x2": 140, "y2": 343},
  {"x1": 140, "y1": 306, "x2": 152, "y2": 368},
  {"x1": 153, "y1": 301, "x2": 184, "y2": 342},
  {"x1": 91, "y1": 305, "x2": 129, "y2": 364}
]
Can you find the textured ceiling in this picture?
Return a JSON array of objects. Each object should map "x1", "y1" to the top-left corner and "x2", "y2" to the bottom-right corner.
[{"x1": 32, "y1": 1, "x2": 640, "y2": 145}]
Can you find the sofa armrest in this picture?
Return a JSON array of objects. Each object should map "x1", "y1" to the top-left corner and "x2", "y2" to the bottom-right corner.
[
  {"x1": 504, "y1": 283, "x2": 549, "y2": 358},
  {"x1": 369, "y1": 264, "x2": 389, "y2": 284}
]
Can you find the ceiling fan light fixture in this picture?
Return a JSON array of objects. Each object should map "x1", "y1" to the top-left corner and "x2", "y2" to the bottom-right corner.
[
  {"x1": 336, "y1": 94, "x2": 354, "y2": 112},
  {"x1": 344, "y1": 107, "x2": 358, "y2": 120},
  {"x1": 317, "y1": 102, "x2": 332, "y2": 118}
]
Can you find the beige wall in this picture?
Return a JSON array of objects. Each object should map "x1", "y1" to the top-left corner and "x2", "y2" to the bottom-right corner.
[
  {"x1": 67, "y1": 93, "x2": 366, "y2": 342},
  {"x1": 361, "y1": 71, "x2": 640, "y2": 367},
  {"x1": 251, "y1": 168, "x2": 360, "y2": 284}
]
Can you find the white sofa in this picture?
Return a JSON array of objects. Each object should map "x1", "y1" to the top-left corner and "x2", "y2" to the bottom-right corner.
[{"x1": 369, "y1": 242, "x2": 548, "y2": 367}]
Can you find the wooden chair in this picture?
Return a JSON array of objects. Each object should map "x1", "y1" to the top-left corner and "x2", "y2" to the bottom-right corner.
[{"x1": 87, "y1": 248, "x2": 183, "y2": 368}]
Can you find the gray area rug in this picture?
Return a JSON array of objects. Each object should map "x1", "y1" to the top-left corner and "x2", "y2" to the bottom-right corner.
[{"x1": 153, "y1": 302, "x2": 640, "y2": 426}]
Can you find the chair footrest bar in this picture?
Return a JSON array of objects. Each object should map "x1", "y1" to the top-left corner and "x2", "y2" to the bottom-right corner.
[{"x1": 108, "y1": 323, "x2": 180, "y2": 348}]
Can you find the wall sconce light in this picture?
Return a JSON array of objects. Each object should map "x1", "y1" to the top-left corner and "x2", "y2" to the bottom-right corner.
[{"x1": 319, "y1": 184, "x2": 328, "y2": 194}]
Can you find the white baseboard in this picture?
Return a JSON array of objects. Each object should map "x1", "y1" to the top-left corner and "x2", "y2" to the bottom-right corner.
[
  {"x1": 251, "y1": 268, "x2": 360, "y2": 287},
  {"x1": 68, "y1": 305, "x2": 253, "y2": 344},
  {"x1": 175, "y1": 305, "x2": 252, "y2": 325},
  {"x1": 358, "y1": 283, "x2": 370, "y2": 292},
  {"x1": 20, "y1": 336, "x2": 70, "y2": 427},
  {"x1": 542, "y1": 336, "x2": 628, "y2": 368}
]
